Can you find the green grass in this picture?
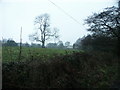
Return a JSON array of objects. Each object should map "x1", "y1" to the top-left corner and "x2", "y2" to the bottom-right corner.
[{"x1": 2, "y1": 46, "x2": 78, "y2": 62}]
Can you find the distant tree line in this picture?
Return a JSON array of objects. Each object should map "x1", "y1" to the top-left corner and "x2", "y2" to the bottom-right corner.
[
  {"x1": 2, "y1": 39, "x2": 18, "y2": 47},
  {"x1": 1, "y1": 39, "x2": 72, "y2": 49},
  {"x1": 46, "y1": 41, "x2": 72, "y2": 49},
  {"x1": 1, "y1": 39, "x2": 40, "y2": 47}
]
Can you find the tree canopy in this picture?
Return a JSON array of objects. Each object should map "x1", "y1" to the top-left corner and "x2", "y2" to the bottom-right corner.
[
  {"x1": 84, "y1": 6, "x2": 120, "y2": 55},
  {"x1": 85, "y1": 6, "x2": 120, "y2": 38}
]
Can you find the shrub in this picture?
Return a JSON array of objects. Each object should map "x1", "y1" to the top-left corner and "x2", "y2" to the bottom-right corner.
[{"x1": 3, "y1": 51, "x2": 118, "y2": 88}]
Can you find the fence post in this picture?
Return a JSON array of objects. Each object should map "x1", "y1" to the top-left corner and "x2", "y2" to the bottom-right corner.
[{"x1": 19, "y1": 27, "x2": 22, "y2": 61}]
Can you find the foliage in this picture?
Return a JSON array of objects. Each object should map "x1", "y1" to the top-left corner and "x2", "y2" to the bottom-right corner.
[
  {"x1": 30, "y1": 43, "x2": 41, "y2": 48},
  {"x1": 46, "y1": 41, "x2": 71, "y2": 49},
  {"x1": 2, "y1": 39, "x2": 18, "y2": 46},
  {"x1": 65, "y1": 41, "x2": 70, "y2": 48},
  {"x1": 85, "y1": 6, "x2": 120, "y2": 38},
  {"x1": 46, "y1": 43, "x2": 57, "y2": 48},
  {"x1": 84, "y1": 6, "x2": 120, "y2": 55},
  {"x1": 2, "y1": 47, "x2": 118, "y2": 88},
  {"x1": 57, "y1": 41, "x2": 64, "y2": 49},
  {"x1": 80, "y1": 34, "x2": 117, "y2": 53},
  {"x1": 74, "y1": 6, "x2": 120, "y2": 54},
  {"x1": 73, "y1": 38, "x2": 81, "y2": 49}
]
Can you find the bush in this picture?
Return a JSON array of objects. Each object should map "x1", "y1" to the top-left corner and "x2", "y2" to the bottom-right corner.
[{"x1": 3, "y1": 51, "x2": 118, "y2": 88}]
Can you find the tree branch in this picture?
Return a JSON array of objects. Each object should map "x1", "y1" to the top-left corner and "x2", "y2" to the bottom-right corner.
[
  {"x1": 36, "y1": 39, "x2": 42, "y2": 42},
  {"x1": 102, "y1": 22, "x2": 119, "y2": 37}
]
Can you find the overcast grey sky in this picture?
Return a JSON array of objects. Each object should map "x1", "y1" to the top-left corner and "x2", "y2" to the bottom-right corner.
[{"x1": 0, "y1": 0, "x2": 116, "y2": 45}]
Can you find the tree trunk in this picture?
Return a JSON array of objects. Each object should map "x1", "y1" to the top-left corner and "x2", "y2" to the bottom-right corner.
[{"x1": 42, "y1": 41, "x2": 45, "y2": 48}]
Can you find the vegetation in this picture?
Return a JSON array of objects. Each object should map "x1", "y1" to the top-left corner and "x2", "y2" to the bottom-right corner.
[
  {"x1": 2, "y1": 2, "x2": 120, "y2": 89},
  {"x1": 72, "y1": 5, "x2": 120, "y2": 88},
  {"x1": 2, "y1": 39, "x2": 18, "y2": 47},
  {"x1": 85, "y1": 6, "x2": 120, "y2": 56},
  {"x1": 2, "y1": 47, "x2": 118, "y2": 88},
  {"x1": 2, "y1": 46, "x2": 75, "y2": 62},
  {"x1": 74, "y1": 6, "x2": 120, "y2": 54}
]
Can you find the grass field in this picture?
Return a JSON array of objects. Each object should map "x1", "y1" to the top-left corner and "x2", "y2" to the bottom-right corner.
[{"x1": 2, "y1": 46, "x2": 78, "y2": 62}]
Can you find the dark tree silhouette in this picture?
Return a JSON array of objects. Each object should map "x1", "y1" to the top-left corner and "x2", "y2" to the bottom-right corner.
[
  {"x1": 85, "y1": 6, "x2": 120, "y2": 84},
  {"x1": 85, "y1": 6, "x2": 120, "y2": 56}
]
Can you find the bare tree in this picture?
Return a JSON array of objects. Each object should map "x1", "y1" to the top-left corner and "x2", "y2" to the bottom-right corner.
[{"x1": 29, "y1": 13, "x2": 59, "y2": 48}]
